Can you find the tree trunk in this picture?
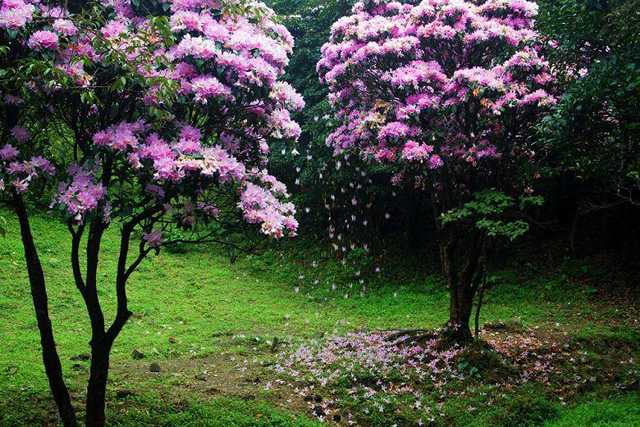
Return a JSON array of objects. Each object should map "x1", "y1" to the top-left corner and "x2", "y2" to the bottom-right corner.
[
  {"x1": 569, "y1": 210, "x2": 579, "y2": 258},
  {"x1": 12, "y1": 193, "x2": 78, "y2": 427},
  {"x1": 446, "y1": 278, "x2": 474, "y2": 342},
  {"x1": 85, "y1": 340, "x2": 112, "y2": 427},
  {"x1": 437, "y1": 220, "x2": 480, "y2": 344}
]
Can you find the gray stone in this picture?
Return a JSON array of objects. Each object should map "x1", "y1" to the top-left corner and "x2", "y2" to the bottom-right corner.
[{"x1": 70, "y1": 353, "x2": 90, "y2": 361}]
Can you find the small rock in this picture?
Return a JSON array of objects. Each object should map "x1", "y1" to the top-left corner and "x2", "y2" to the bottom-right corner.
[
  {"x1": 132, "y1": 350, "x2": 145, "y2": 360},
  {"x1": 115, "y1": 390, "x2": 134, "y2": 399},
  {"x1": 149, "y1": 362, "x2": 161, "y2": 372},
  {"x1": 71, "y1": 353, "x2": 90, "y2": 361},
  {"x1": 168, "y1": 337, "x2": 177, "y2": 344}
]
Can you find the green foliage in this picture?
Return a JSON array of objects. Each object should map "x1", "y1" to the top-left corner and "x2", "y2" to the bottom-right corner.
[
  {"x1": 537, "y1": 0, "x2": 640, "y2": 204},
  {"x1": 442, "y1": 190, "x2": 543, "y2": 242}
]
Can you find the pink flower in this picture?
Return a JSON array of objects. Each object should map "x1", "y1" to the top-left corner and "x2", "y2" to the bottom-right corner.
[
  {"x1": 428, "y1": 155, "x2": 444, "y2": 169},
  {"x1": 0, "y1": 0, "x2": 35, "y2": 30},
  {"x1": 52, "y1": 19, "x2": 77, "y2": 36},
  {"x1": 53, "y1": 166, "x2": 107, "y2": 222},
  {"x1": 0, "y1": 144, "x2": 19, "y2": 161},
  {"x1": 11, "y1": 126, "x2": 29, "y2": 142},
  {"x1": 11, "y1": 178, "x2": 28, "y2": 193},
  {"x1": 27, "y1": 31, "x2": 60, "y2": 51},
  {"x1": 189, "y1": 76, "x2": 233, "y2": 103},
  {"x1": 30, "y1": 156, "x2": 55, "y2": 175},
  {"x1": 402, "y1": 141, "x2": 433, "y2": 162},
  {"x1": 101, "y1": 21, "x2": 128, "y2": 40},
  {"x1": 143, "y1": 230, "x2": 162, "y2": 248}
]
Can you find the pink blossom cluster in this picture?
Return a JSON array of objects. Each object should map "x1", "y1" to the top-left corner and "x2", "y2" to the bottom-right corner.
[
  {"x1": 0, "y1": 0, "x2": 301, "y2": 240},
  {"x1": 402, "y1": 141, "x2": 442, "y2": 168},
  {"x1": 239, "y1": 182, "x2": 298, "y2": 238},
  {"x1": 143, "y1": 230, "x2": 162, "y2": 248},
  {"x1": 27, "y1": 30, "x2": 59, "y2": 50},
  {"x1": 0, "y1": 127, "x2": 55, "y2": 194},
  {"x1": 0, "y1": 0, "x2": 36, "y2": 30},
  {"x1": 318, "y1": 0, "x2": 556, "y2": 181},
  {"x1": 10, "y1": 126, "x2": 29, "y2": 142},
  {"x1": 122, "y1": 0, "x2": 302, "y2": 117},
  {"x1": 2, "y1": 0, "x2": 303, "y2": 151},
  {"x1": 0, "y1": 153, "x2": 55, "y2": 193},
  {"x1": 90, "y1": 121, "x2": 298, "y2": 237},
  {"x1": 52, "y1": 165, "x2": 107, "y2": 223},
  {"x1": 93, "y1": 121, "x2": 147, "y2": 152},
  {"x1": 270, "y1": 82, "x2": 306, "y2": 111}
]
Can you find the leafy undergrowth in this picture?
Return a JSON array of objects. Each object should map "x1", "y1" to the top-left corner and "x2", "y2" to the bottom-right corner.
[{"x1": 274, "y1": 329, "x2": 639, "y2": 426}]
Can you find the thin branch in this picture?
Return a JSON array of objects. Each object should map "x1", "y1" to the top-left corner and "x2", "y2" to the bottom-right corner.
[{"x1": 67, "y1": 219, "x2": 86, "y2": 292}]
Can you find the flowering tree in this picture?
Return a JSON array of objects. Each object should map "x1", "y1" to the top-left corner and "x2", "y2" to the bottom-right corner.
[
  {"x1": 0, "y1": 0, "x2": 301, "y2": 425},
  {"x1": 319, "y1": 0, "x2": 555, "y2": 342}
]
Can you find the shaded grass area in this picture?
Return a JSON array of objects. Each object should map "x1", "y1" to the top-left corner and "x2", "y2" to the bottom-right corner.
[
  {"x1": 0, "y1": 211, "x2": 637, "y2": 425},
  {"x1": 544, "y1": 394, "x2": 640, "y2": 427}
]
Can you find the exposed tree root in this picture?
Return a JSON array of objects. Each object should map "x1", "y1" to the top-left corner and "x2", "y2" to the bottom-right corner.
[{"x1": 384, "y1": 329, "x2": 440, "y2": 345}]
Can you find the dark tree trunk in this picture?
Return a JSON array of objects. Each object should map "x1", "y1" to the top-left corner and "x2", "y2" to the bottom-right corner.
[
  {"x1": 12, "y1": 193, "x2": 78, "y2": 427},
  {"x1": 81, "y1": 218, "x2": 110, "y2": 427},
  {"x1": 446, "y1": 277, "x2": 475, "y2": 343},
  {"x1": 82, "y1": 215, "x2": 144, "y2": 427},
  {"x1": 85, "y1": 340, "x2": 111, "y2": 427},
  {"x1": 436, "y1": 215, "x2": 481, "y2": 344},
  {"x1": 569, "y1": 210, "x2": 579, "y2": 258}
]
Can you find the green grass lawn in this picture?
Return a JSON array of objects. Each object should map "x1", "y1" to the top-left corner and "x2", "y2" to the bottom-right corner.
[{"x1": 0, "y1": 212, "x2": 638, "y2": 426}]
